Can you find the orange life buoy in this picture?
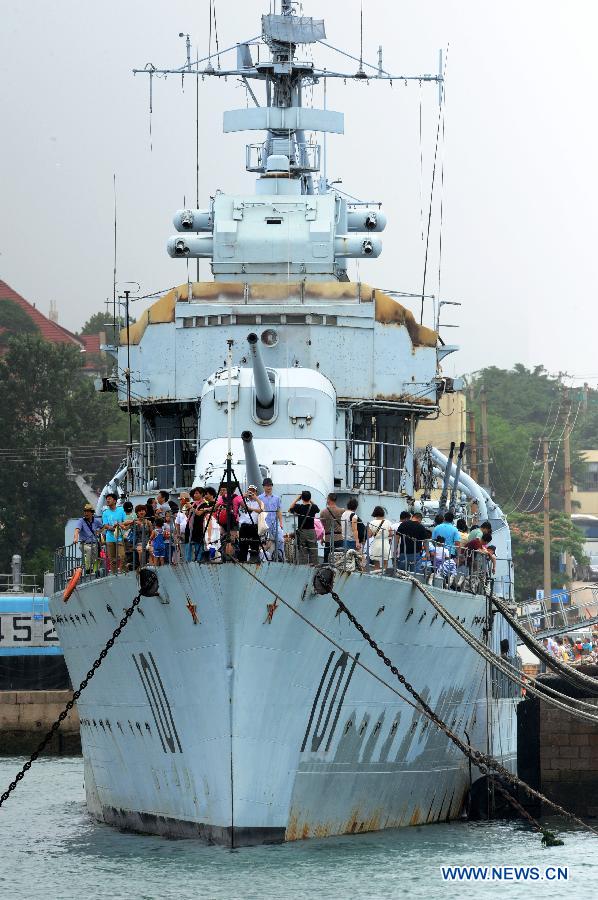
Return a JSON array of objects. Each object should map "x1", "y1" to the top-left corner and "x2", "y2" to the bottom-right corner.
[{"x1": 63, "y1": 567, "x2": 82, "y2": 602}]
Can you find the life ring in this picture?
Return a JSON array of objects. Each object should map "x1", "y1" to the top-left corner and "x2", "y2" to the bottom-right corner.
[{"x1": 63, "y1": 567, "x2": 82, "y2": 602}]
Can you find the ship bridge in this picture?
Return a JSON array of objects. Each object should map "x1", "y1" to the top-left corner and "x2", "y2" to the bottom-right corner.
[{"x1": 117, "y1": 279, "x2": 444, "y2": 505}]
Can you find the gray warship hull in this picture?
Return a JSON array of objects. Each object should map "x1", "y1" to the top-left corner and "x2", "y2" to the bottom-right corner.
[{"x1": 51, "y1": 563, "x2": 516, "y2": 846}]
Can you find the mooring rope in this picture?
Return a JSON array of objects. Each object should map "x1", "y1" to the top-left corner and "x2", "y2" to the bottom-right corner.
[
  {"x1": 234, "y1": 561, "x2": 598, "y2": 842},
  {"x1": 491, "y1": 591, "x2": 598, "y2": 692},
  {"x1": 395, "y1": 572, "x2": 598, "y2": 724}
]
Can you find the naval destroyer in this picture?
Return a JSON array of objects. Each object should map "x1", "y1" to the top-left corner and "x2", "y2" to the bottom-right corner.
[{"x1": 50, "y1": 2, "x2": 519, "y2": 846}]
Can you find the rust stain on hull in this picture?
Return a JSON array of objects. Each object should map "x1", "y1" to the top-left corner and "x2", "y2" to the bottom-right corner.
[
  {"x1": 285, "y1": 792, "x2": 469, "y2": 842},
  {"x1": 286, "y1": 807, "x2": 388, "y2": 842},
  {"x1": 409, "y1": 806, "x2": 422, "y2": 826}
]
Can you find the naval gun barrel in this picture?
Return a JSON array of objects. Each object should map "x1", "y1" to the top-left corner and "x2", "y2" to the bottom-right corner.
[
  {"x1": 438, "y1": 441, "x2": 455, "y2": 515},
  {"x1": 449, "y1": 441, "x2": 466, "y2": 513},
  {"x1": 241, "y1": 431, "x2": 263, "y2": 489},
  {"x1": 247, "y1": 333, "x2": 275, "y2": 413}
]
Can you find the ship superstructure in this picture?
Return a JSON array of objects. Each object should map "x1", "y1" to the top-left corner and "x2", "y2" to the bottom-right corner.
[{"x1": 50, "y1": 1, "x2": 519, "y2": 846}]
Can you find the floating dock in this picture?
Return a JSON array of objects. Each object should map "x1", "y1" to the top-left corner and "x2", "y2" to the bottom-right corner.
[{"x1": 0, "y1": 581, "x2": 80, "y2": 755}]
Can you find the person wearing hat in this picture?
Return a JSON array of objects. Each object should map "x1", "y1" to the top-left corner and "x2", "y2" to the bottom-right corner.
[
  {"x1": 259, "y1": 478, "x2": 284, "y2": 561},
  {"x1": 73, "y1": 503, "x2": 102, "y2": 573}
]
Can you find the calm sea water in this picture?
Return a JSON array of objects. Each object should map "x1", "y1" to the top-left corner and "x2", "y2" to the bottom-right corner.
[{"x1": 0, "y1": 756, "x2": 595, "y2": 899}]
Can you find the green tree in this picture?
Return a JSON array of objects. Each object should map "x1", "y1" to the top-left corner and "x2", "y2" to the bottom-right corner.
[
  {"x1": 509, "y1": 511, "x2": 586, "y2": 603},
  {"x1": 0, "y1": 334, "x2": 124, "y2": 581},
  {"x1": 0, "y1": 298, "x2": 39, "y2": 350},
  {"x1": 469, "y1": 366, "x2": 589, "y2": 513},
  {"x1": 79, "y1": 310, "x2": 134, "y2": 347}
]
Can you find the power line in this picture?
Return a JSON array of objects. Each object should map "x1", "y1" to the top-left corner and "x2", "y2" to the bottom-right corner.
[
  {"x1": 521, "y1": 400, "x2": 582, "y2": 514},
  {"x1": 502, "y1": 390, "x2": 561, "y2": 513}
]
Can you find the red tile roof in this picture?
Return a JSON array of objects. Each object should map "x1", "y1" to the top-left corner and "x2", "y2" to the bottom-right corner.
[
  {"x1": 0, "y1": 279, "x2": 84, "y2": 348},
  {"x1": 80, "y1": 333, "x2": 101, "y2": 354},
  {"x1": 80, "y1": 333, "x2": 104, "y2": 371}
]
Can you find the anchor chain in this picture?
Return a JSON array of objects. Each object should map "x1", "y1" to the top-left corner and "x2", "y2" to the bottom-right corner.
[
  {"x1": 216, "y1": 560, "x2": 597, "y2": 842},
  {"x1": 0, "y1": 592, "x2": 143, "y2": 808},
  {"x1": 328, "y1": 588, "x2": 596, "y2": 840}
]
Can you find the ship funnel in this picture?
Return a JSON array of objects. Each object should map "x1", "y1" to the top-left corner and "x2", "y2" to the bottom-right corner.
[
  {"x1": 241, "y1": 431, "x2": 263, "y2": 489},
  {"x1": 247, "y1": 333, "x2": 275, "y2": 419}
]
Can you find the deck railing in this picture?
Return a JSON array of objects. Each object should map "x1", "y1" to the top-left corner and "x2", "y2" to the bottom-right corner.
[
  {"x1": 347, "y1": 440, "x2": 408, "y2": 493},
  {"x1": 54, "y1": 526, "x2": 511, "y2": 601},
  {"x1": 0, "y1": 573, "x2": 40, "y2": 593},
  {"x1": 120, "y1": 437, "x2": 411, "y2": 496},
  {"x1": 129, "y1": 439, "x2": 196, "y2": 493}
]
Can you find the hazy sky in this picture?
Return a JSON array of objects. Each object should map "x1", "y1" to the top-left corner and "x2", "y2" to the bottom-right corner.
[{"x1": 1, "y1": 1, "x2": 597, "y2": 382}]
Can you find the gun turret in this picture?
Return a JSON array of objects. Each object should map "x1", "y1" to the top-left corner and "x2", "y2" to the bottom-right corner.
[
  {"x1": 247, "y1": 333, "x2": 275, "y2": 419},
  {"x1": 241, "y1": 431, "x2": 263, "y2": 489}
]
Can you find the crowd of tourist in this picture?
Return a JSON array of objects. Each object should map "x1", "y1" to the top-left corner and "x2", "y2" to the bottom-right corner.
[
  {"x1": 542, "y1": 631, "x2": 598, "y2": 666},
  {"x1": 73, "y1": 483, "x2": 496, "y2": 578}
]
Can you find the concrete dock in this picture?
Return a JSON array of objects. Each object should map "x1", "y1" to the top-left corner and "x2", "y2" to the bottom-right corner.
[
  {"x1": 0, "y1": 691, "x2": 81, "y2": 755},
  {"x1": 518, "y1": 668, "x2": 598, "y2": 818}
]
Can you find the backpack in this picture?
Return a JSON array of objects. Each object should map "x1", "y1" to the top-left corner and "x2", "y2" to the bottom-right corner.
[
  {"x1": 350, "y1": 512, "x2": 367, "y2": 543},
  {"x1": 217, "y1": 506, "x2": 236, "y2": 528}
]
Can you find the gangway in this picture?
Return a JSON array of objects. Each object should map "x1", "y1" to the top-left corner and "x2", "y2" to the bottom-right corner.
[{"x1": 517, "y1": 584, "x2": 598, "y2": 643}]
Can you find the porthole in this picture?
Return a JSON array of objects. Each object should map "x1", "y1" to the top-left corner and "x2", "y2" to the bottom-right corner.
[{"x1": 261, "y1": 328, "x2": 278, "y2": 347}]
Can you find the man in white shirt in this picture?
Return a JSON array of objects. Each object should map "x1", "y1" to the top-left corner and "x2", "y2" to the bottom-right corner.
[
  {"x1": 258, "y1": 478, "x2": 284, "y2": 560},
  {"x1": 156, "y1": 490, "x2": 171, "y2": 515},
  {"x1": 174, "y1": 495, "x2": 189, "y2": 558}
]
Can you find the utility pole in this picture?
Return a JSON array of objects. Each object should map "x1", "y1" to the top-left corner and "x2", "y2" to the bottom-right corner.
[
  {"x1": 467, "y1": 409, "x2": 478, "y2": 480},
  {"x1": 480, "y1": 385, "x2": 490, "y2": 489},
  {"x1": 563, "y1": 389, "x2": 573, "y2": 577},
  {"x1": 543, "y1": 439, "x2": 552, "y2": 604}
]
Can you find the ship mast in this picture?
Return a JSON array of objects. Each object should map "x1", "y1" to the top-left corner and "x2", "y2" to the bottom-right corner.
[{"x1": 132, "y1": 3, "x2": 444, "y2": 200}]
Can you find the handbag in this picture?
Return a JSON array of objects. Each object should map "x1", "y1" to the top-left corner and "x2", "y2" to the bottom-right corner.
[{"x1": 257, "y1": 510, "x2": 268, "y2": 537}]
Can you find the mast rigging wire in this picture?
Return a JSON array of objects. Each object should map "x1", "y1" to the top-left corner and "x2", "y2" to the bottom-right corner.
[
  {"x1": 437, "y1": 86, "x2": 446, "y2": 321},
  {"x1": 112, "y1": 174, "x2": 117, "y2": 333},
  {"x1": 420, "y1": 45, "x2": 449, "y2": 325},
  {"x1": 418, "y1": 81, "x2": 424, "y2": 242},
  {"x1": 212, "y1": 0, "x2": 221, "y2": 69}
]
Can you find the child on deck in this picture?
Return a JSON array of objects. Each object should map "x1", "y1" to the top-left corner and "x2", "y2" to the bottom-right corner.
[
  {"x1": 163, "y1": 510, "x2": 173, "y2": 563},
  {"x1": 432, "y1": 536, "x2": 450, "y2": 571},
  {"x1": 150, "y1": 517, "x2": 167, "y2": 566},
  {"x1": 428, "y1": 536, "x2": 457, "y2": 578}
]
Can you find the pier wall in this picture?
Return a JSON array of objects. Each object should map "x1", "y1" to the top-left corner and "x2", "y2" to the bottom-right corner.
[
  {"x1": 0, "y1": 690, "x2": 81, "y2": 755},
  {"x1": 518, "y1": 670, "x2": 598, "y2": 818}
]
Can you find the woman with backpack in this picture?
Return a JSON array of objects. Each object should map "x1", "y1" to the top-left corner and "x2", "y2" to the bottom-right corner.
[
  {"x1": 289, "y1": 490, "x2": 321, "y2": 565},
  {"x1": 341, "y1": 498, "x2": 365, "y2": 552},
  {"x1": 367, "y1": 506, "x2": 394, "y2": 571}
]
